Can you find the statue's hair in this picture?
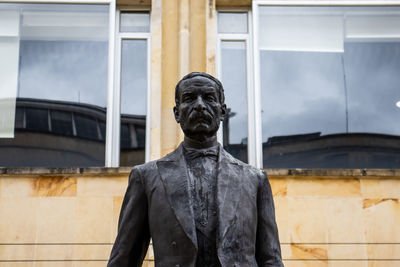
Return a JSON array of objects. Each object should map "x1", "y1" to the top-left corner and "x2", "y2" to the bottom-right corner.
[{"x1": 174, "y1": 72, "x2": 225, "y2": 105}]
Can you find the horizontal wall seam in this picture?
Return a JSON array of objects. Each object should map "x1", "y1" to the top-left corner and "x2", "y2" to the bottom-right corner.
[
  {"x1": 0, "y1": 243, "x2": 113, "y2": 245},
  {"x1": 281, "y1": 242, "x2": 400, "y2": 245},
  {"x1": 283, "y1": 259, "x2": 400, "y2": 261},
  {"x1": 0, "y1": 260, "x2": 109, "y2": 262}
]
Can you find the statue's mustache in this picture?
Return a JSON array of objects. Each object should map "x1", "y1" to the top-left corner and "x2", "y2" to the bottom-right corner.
[{"x1": 188, "y1": 111, "x2": 212, "y2": 123}]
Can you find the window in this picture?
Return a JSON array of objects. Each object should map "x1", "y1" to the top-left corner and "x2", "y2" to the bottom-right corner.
[
  {"x1": 217, "y1": 11, "x2": 254, "y2": 164},
  {"x1": 0, "y1": 3, "x2": 109, "y2": 167},
  {"x1": 117, "y1": 11, "x2": 150, "y2": 167},
  {"x1": 252, "y1": 2, "x2": 400, "y2": 168},
  {"x1": 0, "y1": 2, "x2": 151, "y2": 168},
  {"x1": 218, "y1": 3, "x2": 400, "y2": 169}
]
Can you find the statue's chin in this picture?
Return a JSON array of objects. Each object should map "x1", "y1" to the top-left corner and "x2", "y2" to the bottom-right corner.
[{"x1": 182, "y1": 128, "x2": 219, "y2": 142}]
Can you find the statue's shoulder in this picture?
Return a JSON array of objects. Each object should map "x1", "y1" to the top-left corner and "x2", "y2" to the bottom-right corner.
[
  {"x1": 128, "y1": 160, "x2": 159, "y2": 186},
  {"x1": 221, "y1": 148, "x2": 266, "y2": 178},
  {"x1": 133, "y1": 160, "x2": 155, "y2": 171},
  {"x1": 131, "y1": 146, "x2": 182, "y2": 173}
]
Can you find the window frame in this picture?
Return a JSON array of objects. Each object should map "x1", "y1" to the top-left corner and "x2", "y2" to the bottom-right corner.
[
  {"x1": 0, "y1": 0, "x2": 152, "y2": 167},
  {"x1": 115, "y1": 7, "x2": 151, "y2": 165},
  {"x1": 216, "y1": 8, "x2": 257, "y2": 166},
  {"x1": 252, "y1": 0, "x2": 400, "y2": 168}
]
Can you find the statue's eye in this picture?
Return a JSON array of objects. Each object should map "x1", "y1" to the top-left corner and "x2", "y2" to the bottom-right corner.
[
  {"x1": 182, "y1": 94, "x2": 194, "y2": 102},
  {"x1": 205, "y1": 95, "x2": 216, "y2": 101}
]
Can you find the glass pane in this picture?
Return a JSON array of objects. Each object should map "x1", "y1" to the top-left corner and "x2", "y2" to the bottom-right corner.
[
  {"x1": 120, "y1": 39, "x2": 147, "y2": 166},
  {"x1": 51, "y1": 110, "x2": 73, "y2": 136},
  {"x1": 218, "y1": 12, "x2": 248, "y2": 33},
  {"x1": 14, "y1": 107, "x2": 24, "y2": 129},
  {"x1": 26, "y1": 108, "x2": 49, "y2": 132},
  {"x1": 0, "y1": 3, "x2": 109, "y2": 167},
  {"x1": 259, "y1": 6, "x2": 400, "y2": 169},
  {"x1": 75, "y1": 114, "x2": 99, "y2": 140},
  {"x1": 0, "y1": 8, "x2": 19, "y2": 138},
  {"x1": 120, "y1": 12, "x2": 150, "y2": 33},
  {"x1": 221, "y1": 41, "x2": 248, "y2": 163}
]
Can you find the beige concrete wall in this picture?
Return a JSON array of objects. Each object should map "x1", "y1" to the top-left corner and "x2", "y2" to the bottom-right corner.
[
  {"x1": 1, "y1": 169, "x2": 399, "y2": 266},
  {"x1": 267, "y1": 169, "x2": 400, "y2": 267},
  {"x1": 0, "y1": 169, "x2": 133, "y2": 267}
]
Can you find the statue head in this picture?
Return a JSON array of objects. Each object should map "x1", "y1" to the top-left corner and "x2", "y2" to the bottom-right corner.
[{"x1": 174, "y1": 72, "x2": 227, "y2": 142}]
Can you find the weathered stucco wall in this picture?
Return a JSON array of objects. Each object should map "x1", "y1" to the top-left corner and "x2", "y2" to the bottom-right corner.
[
  {"x1": 1, "y1": 168, "x2": 399, "y2": 266},
  {"x1": 268, "y1": 169, "x2": 400, "y2": 267}
]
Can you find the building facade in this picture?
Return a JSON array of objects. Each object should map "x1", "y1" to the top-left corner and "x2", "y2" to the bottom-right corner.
[{"x1": 0, "y1": 0, "x2": 400, "y2": 266}]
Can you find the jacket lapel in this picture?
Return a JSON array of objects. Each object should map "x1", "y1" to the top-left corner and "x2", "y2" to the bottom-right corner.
[
  {"x1": 156, "y1": 144, "x2": 244, "y2": 252},
  {"x1": 217, "y1": 147, "x2": 244, "y2": 243},
  {"x1": 156, "y1": 145, "x2": 198, "y2": 251}
]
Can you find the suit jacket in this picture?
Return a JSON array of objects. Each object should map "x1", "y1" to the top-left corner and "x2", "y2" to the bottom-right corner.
[{"x1": 108, "y1": 143, "x2": 283, "y2": 267}]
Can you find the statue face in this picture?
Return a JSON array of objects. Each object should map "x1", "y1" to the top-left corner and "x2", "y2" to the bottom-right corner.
[{"x1": 174, "y1": 76, "x2": 226, "y2": 139}]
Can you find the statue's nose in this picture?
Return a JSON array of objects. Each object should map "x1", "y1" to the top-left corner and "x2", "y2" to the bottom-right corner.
[{"x1": 194, "y1": 96, "x2": 206, "y2": 111}]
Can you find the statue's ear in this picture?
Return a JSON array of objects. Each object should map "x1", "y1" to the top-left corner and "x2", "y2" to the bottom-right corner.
[
  {"x1": 173, "y1": 106, "x2": 180, "y2": 123},
  {"x1": 220, "y1": 104, "x2": 227, "y2": 121}
]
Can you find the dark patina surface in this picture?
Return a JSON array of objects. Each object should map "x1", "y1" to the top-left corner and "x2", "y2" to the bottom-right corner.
[{"x1": 108, "y1": 72, "x2": 284, "y2": 267}]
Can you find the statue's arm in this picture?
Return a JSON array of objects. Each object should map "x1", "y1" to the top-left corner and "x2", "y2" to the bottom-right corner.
[
  {"x1": 255, "y1": 172, "x2": 284, "y2": 267},
  {"x1": 108, "y1": 167, "x2": 150, "y2": 267}
]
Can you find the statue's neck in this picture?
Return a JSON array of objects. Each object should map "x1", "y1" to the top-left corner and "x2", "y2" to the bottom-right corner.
[{"x1": 183, "y1": 135, "x2": 218, "y2": 149}]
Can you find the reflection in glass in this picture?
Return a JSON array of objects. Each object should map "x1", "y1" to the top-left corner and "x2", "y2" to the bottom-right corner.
[
  {"x1": 0, "y1": 3, "x2": 109, "y2": 167},
  {"x1": 14, "y1": 107, "x2": 24, "y2": 129},
  {"x1": 119, "y1": 39, "x2": 147, "y2": 166},
  {"x1": 19, "y1": 40, "x2": 108, "y2": 107},
  {"x1": 75, "y1": 114, "x2": 99, "y2": 140},
  {"x1": 120, "y1": 12, "x2": 150, "y2": 33},
  {"x1": 259, "y1": 6, "x2": 400, "y2": 168},
  {"x1": 26, "y1": 108, "x2": 49, "y2": 132},
  {"x1": 51, "y1": 110, "x2": 73, "y2": 136},
  {"x1": 221, "y1": 41, "x2": 248, "y2": 163},
  {"x1": 218, "y1": 12, "x2": 248, "y2": 33}
]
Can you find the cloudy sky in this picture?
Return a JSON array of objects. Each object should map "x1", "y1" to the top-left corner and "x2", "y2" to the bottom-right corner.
[
  {"x1": 221, "y1": 41, "x2": 248, "y2": 145},
  {"x1": 18, "y1": 38, "x2": 148, "y2": 117},
  {"x1": 260, "y1": 42, "x2": 400, "y2": 142},
  {"x1": 18, "y1": 40, "x2": 108, "y2": 108},
  {"x1": 16, "y1": 36, "x2": 400, "y2": 145}
]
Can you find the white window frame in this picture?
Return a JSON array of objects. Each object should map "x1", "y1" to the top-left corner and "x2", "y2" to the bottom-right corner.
[
  {"x1": 216, "y1": 9, "x2": 257, "y2": 167},
  {"x1": 1, "y1": 0, "x2": 116, "y2": 167},
  {"x1": 0, "y1": 0, "x2": 152, "y2": 167},
  {"x1": 252, "y1": 0, "x2": 400, "y2": 168},
  {"x1": 114, "y1": 7, "x2": 151, "y2": 166}
]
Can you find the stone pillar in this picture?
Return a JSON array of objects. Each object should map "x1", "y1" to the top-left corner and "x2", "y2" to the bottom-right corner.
[
  {"x1": 157, "y1": 0, "x2": 215, "y2": 157},
  {"x1": 160, "y1": 0, "x2": 180, "y2": 157},
  {"x1": 206, "y1": 0, "x2": 217, "y2": 75}
]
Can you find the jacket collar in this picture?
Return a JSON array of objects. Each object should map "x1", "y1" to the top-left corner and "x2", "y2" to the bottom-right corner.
[{"x1": 156, "y1": 143, "x2": 243, "y2": 250}]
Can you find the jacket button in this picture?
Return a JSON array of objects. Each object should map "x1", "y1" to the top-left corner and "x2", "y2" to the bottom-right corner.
[
  {"x1": 171, "y1": 241, "x2": 177, "y2": 246},
  {"x1": 175, "y1": 265, "x2": 180, "y2": 267}
]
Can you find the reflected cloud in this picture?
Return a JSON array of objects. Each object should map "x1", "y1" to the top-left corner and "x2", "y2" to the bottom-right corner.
[
  {"x1": 221, "y1": 42, "x2": 248, "y2": 145},
  {"x1": 260, "y1": 42, "x2": 400, "y2": 142},
  {"x1": 18, "y1": 40, "x2": 108, "y2": 108},
  {"x1": 120, "y1": 39, "x2": 148, "y2": 116}
]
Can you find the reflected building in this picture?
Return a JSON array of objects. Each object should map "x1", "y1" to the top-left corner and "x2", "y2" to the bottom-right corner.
[
  {"x1": 222, "y1": 109, "x2": 400, "y2": 169},
  {"x1": 222, "y1": 107, "x2": 248, "y2": 163},
  {"x1": 263, "y1": 132, "x2": 400, "y2": 169},
  {"x1": 0, "y1": 98, "x2": 145, "y2": 167}
]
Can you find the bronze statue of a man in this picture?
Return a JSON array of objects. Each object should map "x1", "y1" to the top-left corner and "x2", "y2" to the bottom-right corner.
[{"x1": 108, "y1": 72, "x2": 284, "y2": 267}]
